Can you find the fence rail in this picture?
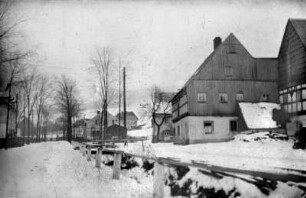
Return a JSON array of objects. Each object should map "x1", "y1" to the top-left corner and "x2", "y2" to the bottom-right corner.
[{"x1": 80, "y1": 144, "x2": 306, "y2": 198}]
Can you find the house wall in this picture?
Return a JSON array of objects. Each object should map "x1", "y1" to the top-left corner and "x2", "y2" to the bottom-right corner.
[
  {"x1": 188, "y1": 80, "x2": 279, "y2": 116},
  {"x1": 0, "y1": 103, "x2": 17, "y2": 138},
  {"x1": 173, "y1": 116, "x2": 237, "y2": 144}
]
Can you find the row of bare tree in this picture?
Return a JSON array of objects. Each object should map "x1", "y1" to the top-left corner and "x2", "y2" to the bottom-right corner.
[{"x1": 0, "y1": 1, "x2": 83, "y2": 145}]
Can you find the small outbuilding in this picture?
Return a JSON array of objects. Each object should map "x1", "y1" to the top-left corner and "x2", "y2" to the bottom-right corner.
[{"x1": 105, "y1": 124, "x2": 127, "y2": 139}]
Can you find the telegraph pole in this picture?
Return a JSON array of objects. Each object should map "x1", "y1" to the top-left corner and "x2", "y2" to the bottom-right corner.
[
  {"x1": 118, "y1": 59, "x2": 121, "y2": 127},
  {"x1": 123, "y1": 67, "x2": 126, "y2": 128}
]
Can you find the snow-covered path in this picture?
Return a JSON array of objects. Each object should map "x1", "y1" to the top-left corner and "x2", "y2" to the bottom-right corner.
[{"x1": 0, "y1": 141, "x2": 152, "y2": 198}]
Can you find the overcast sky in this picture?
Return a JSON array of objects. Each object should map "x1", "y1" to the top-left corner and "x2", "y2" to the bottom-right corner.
[{"x1": 9, "y1": 0, "x2": 306, "y2": 108}]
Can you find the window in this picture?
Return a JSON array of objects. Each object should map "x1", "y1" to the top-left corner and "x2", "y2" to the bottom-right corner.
[
  {"x1": 112, "y1": 120, "x2": 115, "y2": 125},
  {"x1": 230, "y1": 120, "x2": 238, "y2": 131},
  {"x1": 197, "y1": 93, "x2": 207, "y2": 103},
  {"x1": 297, "y1": 90, "x2": 301, "y2": 102},
  {"x1": 280, "y1": 95, "x2": 283, "y2": 104},
  {"x1": 236, "y1": 93, "x2": 244, "y2": 101},
  {"x1": 225, "y1": 66, "x2": 233, "y2": 77},
  {"x1": 95, "y1": 119, "x2": 98, "y2": 125},
  {"x1": 292, "y1": 92, "x2": 297, "y2": 102},
  {"x1": 177, "y1": 126, "x2": 180, "y2": 137},
  {"x1": 204, "y1": 121, "x2": 214, "y2": 134},
  {"x1": 298, "y1": 102, "x2": 302, "y2": 112},
  {"x1": 219, "y1": 93, "x2": 228, "y2": 103},
  {"x1": 262, "y1": 94, "x2": 269, "y2": 102},
  {"x1": 303, "y1": 89, "x2": 306, "y2": 99},
  {"x1": 292, "y1": 103, "x2": 297, "y2": 112},
  {"x1": 288, "y1": 104, "x2": 292, "y2": 113},
  {"x1": 288, "y1": 94, "x2": 292, "y2": 103}
]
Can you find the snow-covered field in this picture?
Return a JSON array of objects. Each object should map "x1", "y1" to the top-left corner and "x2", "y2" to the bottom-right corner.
[{"x1": 0, "y1": 142, "x2": 152, "y2": 198}]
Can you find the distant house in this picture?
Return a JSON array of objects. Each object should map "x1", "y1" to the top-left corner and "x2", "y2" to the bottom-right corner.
[
  {"x1": 152, "y1": 113, "x2": 174, "y2": 142},
  {"x1": 171, "y1": 33, "x2": 279, "y2": 144},
  {"x1": 85, "y1": 111, "x2": 118, "y2": 140},
  {"x1": 278, "y1": 19, "x2": 306, "y2": 126},
  {"x1": 116, "y1": 112, "x2": 138, "y2": 130}
]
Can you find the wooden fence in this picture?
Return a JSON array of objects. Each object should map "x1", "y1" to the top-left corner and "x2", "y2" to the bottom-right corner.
[{"x1": 79, "y1": 144, "x2": 306, "y2": 198}]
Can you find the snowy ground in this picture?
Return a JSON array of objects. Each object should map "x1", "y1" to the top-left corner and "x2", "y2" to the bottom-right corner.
[
  {"x1": 127, "y1": 125, "x2": 152, "y2": 139},
  {"x1": 1, "y1": 129, "x2": 305, "y2": 198},
  {"x1": 121, "y1": 131, "x2": 306, "y2": 174},
  {"x1": 0, "y1": 141, "x2": 152, "y2": 198}
]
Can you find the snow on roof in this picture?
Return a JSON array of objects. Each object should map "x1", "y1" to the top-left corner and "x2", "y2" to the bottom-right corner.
[{"x1": 239, "y1": 102, "x2": 281, "y2": 129}]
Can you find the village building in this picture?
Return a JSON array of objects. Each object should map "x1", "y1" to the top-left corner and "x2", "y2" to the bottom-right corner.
[
  {"x1": 116, "y1": 111, "x2": 138, "y2": 130},
  {"x1": 278, "y1": 19, "x2": 306, "y2": 127},
  {"x1": 84, "y1": 111, "x2": 119, "y2": 140},
  {"x1": 0, "y1": 66, "x2": 18, "y2": 148},
  {"x1": 171, "y1": 33, "x2": 279, "y2": 144}
]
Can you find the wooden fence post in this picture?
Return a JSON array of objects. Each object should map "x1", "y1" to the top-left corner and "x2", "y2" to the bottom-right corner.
[
  {"x1": 141, "y1": 140, "x2": 144, "y2": 152},
  {"x1": 96, "y1": 148, "x2": 102, "y2": 168},
  {"x1": 112, "y1": 151, "x2": 123, "y2": 179},
  {"x1": 87, "y1": 146, "x2": 91, "y2": 161},
  {"x1": 153, "y1": 161, "x2": 165, "y2": 198},
  {"x1": 82, "y1": 145, "x2": 86, "y2": 157}
]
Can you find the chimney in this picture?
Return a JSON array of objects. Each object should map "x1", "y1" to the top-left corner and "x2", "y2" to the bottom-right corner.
[{"x1": 213, "y1": 37, "x2": 222, "y2": 50}]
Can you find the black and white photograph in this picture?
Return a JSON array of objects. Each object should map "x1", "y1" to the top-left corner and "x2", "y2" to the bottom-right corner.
[{"x1": 0, "y1": 0, "x2": 306, "y2": 197}]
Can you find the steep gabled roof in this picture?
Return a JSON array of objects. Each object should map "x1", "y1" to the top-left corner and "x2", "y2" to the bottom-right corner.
[
  {"x1": 278, "y1": 19, "x2": 306, "y2": 57},
  {"x1": 289, "y1": 19, "x2": 306, "y2": 47},
  {"x1": 116, "y1": 111, "x2": 138, "y2": 120},
  {"x1": 183, "y1": 33, "x2": 253, "y2": 88}
]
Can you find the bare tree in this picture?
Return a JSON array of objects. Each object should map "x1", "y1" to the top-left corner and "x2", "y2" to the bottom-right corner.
[
  {"x1": 35, "y1": 75, "x2": 50, "y2": 142},
  {"x1": 54, "y1": 75, "x2": 81, "y2": 143},
  {"x1": 91, "y1": 47, "x2": 116, "y2": 140},
  {"x1": 21, "y1": 69, "x2": 39, "y2": 143},
  {"x1": 141, "y1": 86, "x2": 171, "y2": 143},
  {"x1": 0, "y1": 1, "x2": 33, "y2": 148}
]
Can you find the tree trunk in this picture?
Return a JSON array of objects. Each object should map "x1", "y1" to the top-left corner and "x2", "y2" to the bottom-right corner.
[
  {"x1": 36, "y1": 110, "x2": 40, "y2": 142},
  {"x1": 67, "y1": 113, "x2": 72, "y2": 143},
  {"x1": 103, "y1": 99, "x2": 108, "y2": 140}
]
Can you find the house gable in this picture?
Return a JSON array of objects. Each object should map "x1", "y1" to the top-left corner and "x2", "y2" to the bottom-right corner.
[
  {"x1": 187, "y1": 33, "x2": 257, "y2": 85},
  {"x1": 278, "y1": 19, "x2": 306, "y2": 89}
]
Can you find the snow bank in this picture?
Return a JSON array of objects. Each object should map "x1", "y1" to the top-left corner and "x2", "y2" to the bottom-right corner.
[{"x1": 239, "y1": 102, "x2": 281, "y2": 129}]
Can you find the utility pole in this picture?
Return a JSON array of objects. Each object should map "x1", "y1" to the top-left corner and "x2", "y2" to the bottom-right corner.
[
  {"x1": 123, "y1": 67, "x2": 126, "y2": 128},
  {"x1": 15, "y1": 94, "x2": 18, "y2": 147},
  {"x1": 118, "y1": 59, "x2": 121, "y2": 127}
]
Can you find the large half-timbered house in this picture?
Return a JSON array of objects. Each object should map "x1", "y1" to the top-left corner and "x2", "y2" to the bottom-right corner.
[{"x1": 171, "y1": 33, "x2": 279, "y2": 144}]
